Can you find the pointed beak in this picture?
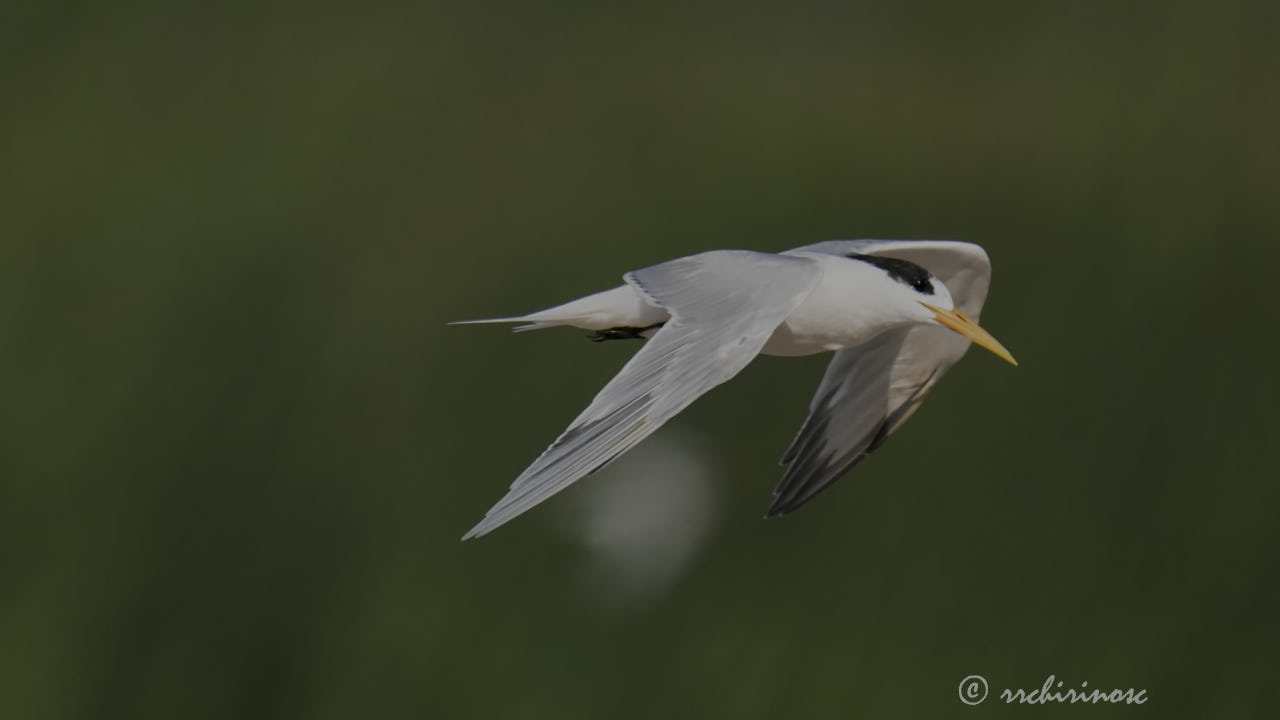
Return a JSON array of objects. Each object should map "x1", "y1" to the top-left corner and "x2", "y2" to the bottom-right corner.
[{"x1": 921, "y1": 303, "x2": 1018, "y2": 366}]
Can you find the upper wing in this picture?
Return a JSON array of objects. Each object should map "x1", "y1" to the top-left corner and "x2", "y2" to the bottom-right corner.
[
  {"x1": 786, "y1": 239, "x2": 991, "y2": 316},
  {"x1": 768, "y1": 240, "x2": 993, "y2": 516},
  {"x1": 463, "y1": 250, "x2": 822, "y2": 539}
]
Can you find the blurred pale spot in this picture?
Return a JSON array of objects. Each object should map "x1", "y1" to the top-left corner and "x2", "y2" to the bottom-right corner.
[{"x1": 562, "y1": 430, "x2": 718, "y2": 604}]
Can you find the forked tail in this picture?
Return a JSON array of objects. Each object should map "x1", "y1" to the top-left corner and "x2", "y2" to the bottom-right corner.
[{"x1": 448, "y1": 316, "x2": 559, "y2": 332}]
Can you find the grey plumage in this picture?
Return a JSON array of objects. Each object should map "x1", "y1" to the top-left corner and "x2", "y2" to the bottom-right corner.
[
  {"x1": 462, "y1": 251, "x2": 822, "y2": 539},
  {"x1": 459, "y1": 239, "x2": 1005, "y2": 538}
]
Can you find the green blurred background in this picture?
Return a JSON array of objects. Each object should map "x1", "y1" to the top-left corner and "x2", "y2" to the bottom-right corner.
[{"x1": 3, "y1": 0, "x2": 1278, "y2": 717}]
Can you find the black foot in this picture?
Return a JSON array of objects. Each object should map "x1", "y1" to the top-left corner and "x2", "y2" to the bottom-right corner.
[{"x1": 588, "y1": 323, "x2": 665, "y2": 342}]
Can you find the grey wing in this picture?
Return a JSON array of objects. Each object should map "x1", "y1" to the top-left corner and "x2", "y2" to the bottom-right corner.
[
  {"x1": 463, "y1": 250, "x2": 821, "y2": 539},
  {"x1": 768, "y1": 240, "x2": 993, "y2": 516}
]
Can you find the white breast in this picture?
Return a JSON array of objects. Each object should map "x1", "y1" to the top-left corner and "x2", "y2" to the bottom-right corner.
[{"x1": 761, "y1": 253, "x2": 908, "y2": 357}]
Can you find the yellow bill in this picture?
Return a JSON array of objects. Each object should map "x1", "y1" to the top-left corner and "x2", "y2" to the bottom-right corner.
[{"x1": 922, "y1": 304, "x2": 1018, "y2": 366}]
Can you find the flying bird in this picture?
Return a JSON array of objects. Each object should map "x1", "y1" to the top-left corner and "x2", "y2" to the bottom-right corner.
[{"x1": 455, "y1": 239, "x2": 1016, "y2": 539}]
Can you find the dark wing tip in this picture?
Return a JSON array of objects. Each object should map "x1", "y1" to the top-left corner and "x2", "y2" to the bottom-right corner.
[
  {"x1": 767, "y1": 369, "x2": 938, "y2": 519},
  {"x1": 764, "y1": 448, "x2": 876, "y2": 518}
]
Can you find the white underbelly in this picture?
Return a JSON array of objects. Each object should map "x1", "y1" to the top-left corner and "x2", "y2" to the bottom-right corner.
[
  {"x1": 759, "y1": 265, "x2": 902, "y2": 356},
  {"x1": 760, "y1": 319, "x2": 850, "y2": 357}
]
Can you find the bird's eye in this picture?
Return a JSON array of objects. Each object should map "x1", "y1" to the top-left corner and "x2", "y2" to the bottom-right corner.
[{"x1": 914, "y1": 278, "x2": 934, "y2": 293}]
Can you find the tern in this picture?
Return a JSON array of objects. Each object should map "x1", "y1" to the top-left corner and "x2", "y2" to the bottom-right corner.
[{"x1": 455, "y1": 239, "x2": 1016, "y2": 539}]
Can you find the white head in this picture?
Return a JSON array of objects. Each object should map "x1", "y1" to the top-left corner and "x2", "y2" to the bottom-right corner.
[{"x1": 848, "y1": 253, "x2": 1017, "y2": 365}]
